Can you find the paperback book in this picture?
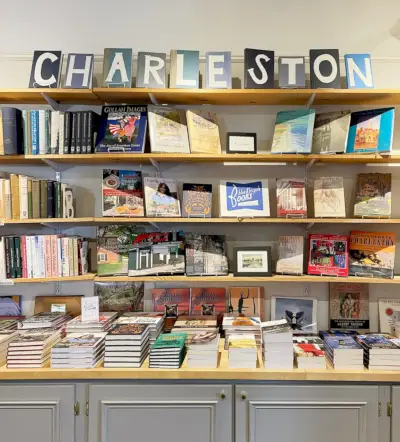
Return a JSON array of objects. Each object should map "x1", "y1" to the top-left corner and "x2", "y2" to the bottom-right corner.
[
  {"x1": 182, "y1": 183, "x2": 212, "y2": 218},
  {"x1": 152, "y1": 288, "x2": 190, "y2": 317},
  {"x1": 308, "y1": 234, "x2": 349, "y2": 277},
  {"x1": 186, "y1": 110, "x2": 221, "y2": 154},
  {"x1": 276, "y1": 178, "x2": 307, "y2": 218},
  {"x1": 276, "y1": 236, "x2": 304, "y2": 275},
  {"x1": 144, "y1": 177, "x2": 181, "y2": 217},
  {"x1": 378, "y1": 299, "x2": 400, "y2": 333},
  {"x1": 313, "y1": 177, "x2": 346, "y2": 218},
  {"x1": 94, "y1": 281, "x2": 144, "y2": 313},
  {"x1": 149, "y1": 332, "x2": 187, "y2": 368},
  {"x1": 227, "y1": 287, "x2": 264, "y2": 319},
  {"x1": 312, "y1": 110, "x2": 351, "y2": 154},
  {"x1": 190, "y1": 288, "x2": 226, "y2": 315},
  {"x1": 354, "y1": 173, "x2": 391, "y2": 218},
  {"x1": 271, "y1": 296, "x2": 317, "y2": 334}
]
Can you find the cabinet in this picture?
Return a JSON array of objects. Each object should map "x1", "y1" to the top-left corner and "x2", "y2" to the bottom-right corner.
[
  {"x1": 235, "y1": 385, "x2": 379, "y2": 442},
  {"x1": 88, "y1": 384, "x2": 232, "y2": 442},
  {"x1": 0, "y1": 383, "x2": 76, "y2": 442},
  {"x1": 392, "y1": 386, "x2": 400, "y2": 442}
]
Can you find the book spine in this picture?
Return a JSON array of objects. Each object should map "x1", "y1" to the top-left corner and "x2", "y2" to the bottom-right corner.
[
  {"x1": 2, "y1": 108, "x2": 21, "y2": 155},
  {"x1": 14, "y1": 236, "x2": 21, "y2": 278},
  {"x1": 38, "y1": 236, "x2": 45, "y2": 278},
  {"x1": 50, "y1": 110, "x2": 60, "y2": 154},
  {"x1": 58, "y1": 112, "x2": 65, "y2": 154},
  {"x1": 73, "y1": 237, "x2": 79, "y2": 276},
  {"x1": 54, "y1": 181, "x2": 62, "y2": 218},
  {"x1": 9, "y1": 237, "x2": 16, "y2": 278},
  {"x1": 87, "y1": 111, "x2": 93, "y2": 154},
  {"x1": 4, "y1": 179, "x2": 11, "y2": 220},
  {"x1": 27, "y1": 178, "x2": 32, "y2": 219},
  {"x1": 76, "y1": 112, "x2": 82, "y2": 154},
  {"x1": 70, "y1": 112, "x2": 77, "y2": 154},
  {"x1": 77, "y1": 237, "x2": 82, "y2": 275},
  {"x1": 82, "y1": 111, "x2": 88, "y2": 154},
  {"x1": 64, "y1": 112, "x2": 71, "y2": 154},
  {"x1": 38, "y1": 110, "x2": 46, "y2": 155},
  {"x1": 62, "y1": 237, "x2": 69, "y2": 276},
  {"x1": 26, "y1": 110, "x2": 32, "y2": 155},
  {"x1": 0, "y1": 179, "x2": 4, "y2": 220},
  {"x1": 27, "y1": 236, "x2": 34, "y2": 278},
  {"x1": 22, "y1": 110, "x2": 28, "y2": 155},
  {"x1": 50, "y1": 235, "x2": 58, "y2": 277},
  {"x1": 68, "y1": 237, "x2": 74, "y2": 276},
  {"x1": 47, "y1": 181, "x2": 54, "y2": 218},
  {"x1": 4, "y1": 237, "x2": 11, "y2": 279},
  {"x1": 44, "y1": 235, "x2": 52, "y2": 277},
  {"x1": 21, "y1": 235, "x2": 27, "y2": 278},
  {"x1": 30, "y1": 110, "x2": 39, "y2": 155},
  {"x1": 81, "y1": 240, "x2": 88, "y2": 274},
  {"x1": 31, "y1": 179, "x2": 40, "y2": 219},
  {"x1": 40, "y1": 180, "x2": 48, "y2": 218},
  {"x1": 57, "y1": 237, "x2": 62, "y2": 277},
  {"x1": 0, "y1": 237, "x2": 6, "y2": 280},
  {"x1": 19, "y1": 175, "x2": 28, "y2": 220},
  {"x1": 10, "y1": 174, "x2": 20, "y2": 220},
  {"x1": 45, "y1": 110, "x2": 51, "y2": 154},
  {"x1": 32, "y1": 236, "x2": 39, "y2": 278},
  {"x1": 0, "y1": 112, "x2": 3, "y2": 155}
]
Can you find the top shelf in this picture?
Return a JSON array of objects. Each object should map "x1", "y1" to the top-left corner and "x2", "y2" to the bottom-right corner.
[{"x1": 1, "y1": 88, "x2": 400, "y2": 106}]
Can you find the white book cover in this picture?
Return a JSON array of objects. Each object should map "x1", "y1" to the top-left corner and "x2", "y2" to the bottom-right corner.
[
  {"x1": 19, "y1": 175, "x2": 28, "y2": 220},
  {"x1": 0, "y1": 179, "x2": 4, "y2": 219},
  {"x1": 276, "y1": 236, "x2": 304, "y2": 275},
  {"x1": 26, "y1": 236, "x2": 34, "y2": 278},
  {"x1": 38, "y1": 110, "x2": 46, "y2": 154},
  {"x1": 32, "y1": 236, "x2": 40, "y2": 278},
  {"x1": 148, "y1": 106, "x2": 190, "y2": 153},
  {"x1": 219, "y1": 179, "x2": 270, "y2": 217},
  {"x1": 271, "y1": 296, "x2": 318, "y2": 334},
  {"x1": 50, "y1": 111, "x2": 60, "y2": 154},
  {"x1": 59, "y1": 112, "x2": 65, "y2": 154},
  {"x1": 62, "y1": 237, "x2": 70, "y2": 276},
  {"x1": 378, "y1": 299, "x2": 400, "y2": 333},
  {"x1": 4, "y1": 179, "x2": 11, "y2": 220},
  {"x1": 38, "y1": 236, "x2": 46, "y2": 278},
  {"x1": 0, "y1": 237, "x2": 6, "y2": 280},
  {"x1": 313, "y1": 177, "x2": 345, "y2": 218},
  {"x1": 57, "y1": 237, "x2": 62, "y2": 277},
  {"x1": 144, "y1": 177, "x2": 181, "y2": 217}
]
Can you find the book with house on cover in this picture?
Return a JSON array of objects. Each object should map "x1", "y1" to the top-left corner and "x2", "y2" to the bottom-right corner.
[
  {"x1": 271, "y1": 109, "x2": 316, "y2": 153},
  {"x1": 152, "y1": 288, "x2": 190, "y2": 317},
  {"x1": 276, "y1": 236, "x2": 304, "y2": 275},
  {"x1": 329, "y1": 282, "x2": 369, "y2": 331},
  {"x1": 312, "y1": 110, "x2": 351, "y2": 154},
  {"x1": 313, "y1": 177, "x2": 345, "y2": 218},
  {"x1": 276, "y1": 178, "x2": 307, "y2": 217},
  {"x1": 182, "y1": 183, "x2": 212, "y2": 218},
  {"x1": 102, "y1": 169, "x2": 144, "y2": 217},
  {"x1": 186, "y1": 110, "x2": 221, "y2": 154},
  {"x1": 144, "y1": 177, "x2": 180, "y2": 217},
  {"x1": 349, "y1": 231, "x2": 396, "y2": 279},
  {"x1": 308, "y1": 234, "x2": 349, "y2": 277},
  {"x1": 190, "y1": 288, "x2": 226, "y2": 315},
  {"x1": 94, "y1": 281, "x2": 144, "y2": 313},
  {"x1": 227, "y1": 287, "x2": 264, "y2": 319},
  {"x1": 354, "y1": 173, "x2": 391, "y2": 218}
]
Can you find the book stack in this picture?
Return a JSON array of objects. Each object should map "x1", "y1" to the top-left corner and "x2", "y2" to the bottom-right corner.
[
  {"x1": 0, "y1": 319, "x2": 19, "y2": 331},
  {"x1": 222, "y1": 316, "x2": 261, "y2": 349},
  {"x1": 18, "y1": 312, "x2": 72, "y2": 330},
  {"x1": 65, "y1": 312, "x2": 118, "y2": 334},
  {"x1": 262, "y1": 319, "x2": 293, "y2": 369},
  {"x1": 116, "y1": 313, "x2": 164, "y2": 346},
  {"x1": 104, "y1": 324, "x2": 150, "y2": 368},
  {"x1": 51, "y1": 332, "x2": 107, "y2": 368},
  {"x1": 149, "y1": 333, "x2": 187, "y2": 369},
  {"x1": 0, "y1": 330, "x2": 18, "y2": 365},
  {"x1": 7, "y1": 328, "x2": 61, "y2": 368},
  {"x1": 356, "y1": 334, "x2": 400, "y2": 370},
  {"x1": 323, "y1": 336, "x2": 364, "y2": 369},
  {"x1": 293, "y1": 335, "x2": 326, "y2": 369},
  {"x1": 228, "y1": 334, "x2": 257, "y2": 369},
  {"x1": 171, "y1": 315, "x2": 218, "y2": 339},
  {"x1": 0, "y1": 234, "x2": 89, "y2": 280},
  {"x1": 187, "y1": 332, "x2": 220, "y2": 368}
]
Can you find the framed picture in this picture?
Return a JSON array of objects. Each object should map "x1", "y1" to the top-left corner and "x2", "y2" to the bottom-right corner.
[
  {"x1": 227, "y1": 132, "x2": 257, "y2": 154},
  {"x1": 271, "y1": 296, "x2": 318, "y2": 334},
  {"x1": 233, "y1": 246, "x2": 272, "y2": 277}
]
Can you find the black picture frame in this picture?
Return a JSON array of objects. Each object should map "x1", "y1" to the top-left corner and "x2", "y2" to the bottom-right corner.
[
  {"x1": 233, "y1": 246, "x2": 272, "y2": 277},
  {"x1": 226, "y1": 132, "x2": 257, "y2": 154}
]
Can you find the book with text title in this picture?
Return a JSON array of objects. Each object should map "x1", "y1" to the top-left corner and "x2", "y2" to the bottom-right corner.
[
  {"x1": 186, "y1": 110, "x2": 221, "y2": 154},
  {"x1": 313, "y1": 176, "x2": 345, "y2": 218},
  {"x1": 190, "y1": 288, "x2": 227, "y2": 315},
  {"x1": 276, "y1": 236, "x2": 304, "y2": 275},
  {"x1": 354, "y1": 173, "x2": 391, "y2": 218},
  {"x1": 152, "y1": 288, "x2": 190, "y2": 318},
  {"x1": 308, "y1": 234, "x2": 349, "y2": 277},
  {"x1": 144, "y1": 177, "x2": 181, "y2": 217},
  {"x1": 276, "y1": 178, "x2": 307, "y2": 217}
]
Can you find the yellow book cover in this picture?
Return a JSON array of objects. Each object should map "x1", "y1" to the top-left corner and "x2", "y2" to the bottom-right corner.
[
  {"x1": 10, "y1": 174, "x2": 20, "y2": 219},
  {"x1": 229, "y1": 338, "x2": 256, "y2": 349},
  {"x1": 186, "y1": 110, "x2": 221, "y2": 154}
]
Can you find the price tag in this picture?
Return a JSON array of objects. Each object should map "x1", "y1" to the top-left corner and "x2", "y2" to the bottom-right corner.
[
  {"x1": 51, "y1": 304, "x2": 66, "y2": 313},
  {"x1": 0, "y1": 279, "x2": 14, "y2": 286},
  {"x1": 81, "y1": 296, "x2": 99, "y2": 322}
]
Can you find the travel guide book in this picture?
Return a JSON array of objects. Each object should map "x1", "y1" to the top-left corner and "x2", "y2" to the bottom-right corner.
[
  {"x1": 308, "y1": 234, "x2": 349, "y2": 277},
  {"x1": 313, "y1": 176, "x2": 346, "y2": 218},
  {"x1": 144, "y1": 177, "x2": 181, "y2": 217},
  {"x1": 312, "y1": 110, "x2": 351, "y2": 154},
  {"x1": 182, "y1": 183, "x2": 212, "y2": 218},
  {"x1": 276, "y1": 236, "x2": 304, "y2": 275},
  {"x1": 354, "y1": 173, "x2": 391, "y2": 218},
  {"x1": 152, "y1": 288, "x2": 190, "y2": 317},
  {"x1": 276, "y1": 178, "x2": 307, "y2": 217},
  {"x1": 190, "y1": 288, "x2": 227, "y2": 315}
]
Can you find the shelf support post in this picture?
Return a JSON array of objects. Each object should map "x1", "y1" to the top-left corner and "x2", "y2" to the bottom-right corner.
[
  {"x1": 306, "y1": 93, "x2": 316, "y2": 108},
  {"x1": 41, "y1": 93, "x2": 60, "y2": 111},
  {"x1": 148, "y1": 93, "x2": 159, "y2": 105},
  {"x1": 150, "y1": 158, "x2": 161, "y2": 177}
]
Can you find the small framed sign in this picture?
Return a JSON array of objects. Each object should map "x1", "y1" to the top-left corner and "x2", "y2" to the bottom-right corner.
[
  {"x1": 227, "y1": 132, "x2": 257, "y2": 154},
  {"x1": 233, "y1": 246, "x2": 272, "y2": 277}
]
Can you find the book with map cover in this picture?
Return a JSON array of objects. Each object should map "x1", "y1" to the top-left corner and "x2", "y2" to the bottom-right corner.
[
  {"x1": 313, "y1": 176, "x2": 345, "y2": 218},
  {"x1": 354, "y1": 173, "x2": 391, "y2": 218}
]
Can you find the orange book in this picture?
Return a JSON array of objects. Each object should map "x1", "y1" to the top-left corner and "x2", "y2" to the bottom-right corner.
[{"x1": 227, "y1": 287, "x2": 264, "y2": 320}]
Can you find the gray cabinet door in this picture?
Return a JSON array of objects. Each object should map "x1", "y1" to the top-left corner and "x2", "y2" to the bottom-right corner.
[
  {"x1": 392, "y1": 386, "x2": 400, "y2": 442},
  {"x1": 88, "y1": 384, "x2": 232, "y2": 442},
  {"x1": 0, "y1": 383, "x2": 75, "y2": 442},
  {"x1": 235, "y1": 384, "x2": 379, "y2": 442}
]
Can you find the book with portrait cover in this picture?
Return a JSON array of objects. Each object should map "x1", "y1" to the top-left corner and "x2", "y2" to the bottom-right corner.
[
  {"x1": 276, "y1": 178, "x2": 307, "y2": 217},
  {"x1": 144, "y1": 177, "x2": 181, "y2": 217},
  {"x1": 96, "y1": 105, "x2": 147, "y2": 153},
  {"x1": 276, "y1": 236, "x2": 304, "y2": 275},
  {"x1": 227, "y1": 287, "x2": 264, "y2": 320},
  {"x1": 354, "y1": 173, "x2": 391, "y2": 218},
  {"x1": 102, "y1": 169, "x2": 144, "y2": 217},
  {"x1": 349, "y1": 231, "x2": 396, "y2": 279},
  {"x1": 312, "y1": 110, "x2": 351, "y2": 154},
  {"x1": 182, "y1": 183, "x2": 212, "y2": 218},
  {"x1": 94, "y1": 281, "x2": 144, "y2": 313},
  {"x1": 190, "y1": 288, "x2": 226, "y2": 315},
  {"x1": 186, "y1": 110, "x2": 221, "y2": 154},
  {"x1": 152, "y1": 288, "x2": 190, "y2": 317},
  {"x1": 329, "y1": 282, "x2": 369, "y2": 331},
  {"x1": 313, "y1": 176, "x2": 345, "y2": 218},
  {"x1": 308, "y1": 234, "x2": 349, "y2": 277}
]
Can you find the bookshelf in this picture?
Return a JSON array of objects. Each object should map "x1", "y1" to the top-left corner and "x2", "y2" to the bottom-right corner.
[{"x1": 8, "y1": 274, "x2": 95, "y2": 283}]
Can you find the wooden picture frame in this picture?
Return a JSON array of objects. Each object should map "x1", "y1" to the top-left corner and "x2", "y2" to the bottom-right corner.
[
  {"x1": 233, "y1": 246, "x2": 272, "y2": 277},
  {"x1": 226, "y1": 132, "x2": 257, "y2": 154}
]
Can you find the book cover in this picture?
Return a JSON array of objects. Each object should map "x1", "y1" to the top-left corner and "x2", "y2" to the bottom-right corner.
[
  {"x1": 103, "y1": 48, "x2": 133, "y2": 88},
  {"x1": 173, "y1": 316, "x2": 217, "y2": 329},
  {"x1": 219, "y1": 179, "x2": 270, "y2": 217},
  {"x1": 271, "y1": 296, "x2": 317, "y2": 334},
  {"x1": 148, "y1": 106, "x2": 190, "y2": 153},
  {"x1": 152, "y1": 288, "x2": 190, "y2": 317},
  {"x1": 356, "y1": 334, "x2": 398, "y2": 350},
  {"x1": 205, "y1": 51, "x2": 232, "y2": 88},
  {"x1": 1, "y1": 108, "x2": 23, "y2": 155},
  {"x1": 308, "y1": 234, "x2": 349, "y2": 277},
  {"x1": 96, "y1": 105, "x2": 147, "y2": 153},
  {"x1": 378, "y1": 299, "x2": 400, "y2": 333},
  {"x1": 312, "y1": 111, "x2": 351, "y2": 154},
  {"x1": 271, "y1": 109, "x2": 316, "y2": 153},
  {"x1": 186, "y1": 110, "x2": 221, "y2": 154},
  {"x1": 94, "y1": 281, "x2": 144, "y2": 312},
  {"x1": 190, "y1": 288, "x2": 226, "y2": 315},
  {"x1": 152, "y1": 333, "x2": 187, "y2": 349},
  {"x1": 107, "y1": 323, "x2": 148, "y2": 336},
  {"x1": 144, "y1": 177, "x2": 181, "y2": 217},
  {"x1": 53, "y1": 333, "x2": 106, "y2": 349},
  {"x1": 349, "y1": 231, "x2": 396, "y2": 279},
  {"x1": 313, "y1": 176, "x2": 345, "y2": 218},
  {"x1": 276, "y1": 236, "x2": 304, "y2": 275},
  {"x1": 354, "y1": 173, "x2": 391, "y2": 218},
  {"x1": 329, "y1": 282, "x2": 369, "y2": 330},
  {"x1": 276, "y1": 178, "x2": 307, "y2": 217},
  {"x1": 169, "y1": 50, "x2": 199, "y2": 88},
  {"x1": 227, "y1": 287, "x2": 264, "y2": 319},
  {"x1": 136, "y1": 52, "x2": 167, "y2": 88},
  {"x1": 346, "y1": 108, "x2": 395, "y2": 154},
  {"x1": 102, "y1": 169, "x2": 144, "y2": 217},
  {"x1": 182, "y1": 183, "x2": 212, "y2": 218}
]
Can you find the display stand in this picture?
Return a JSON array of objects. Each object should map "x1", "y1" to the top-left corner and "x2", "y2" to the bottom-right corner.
[{"x1": 285, "y1": 214, "x2": 306, "y2": 219}]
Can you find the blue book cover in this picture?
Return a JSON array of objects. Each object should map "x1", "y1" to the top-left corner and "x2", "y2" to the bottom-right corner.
[
  {"x1": 30, "y1": 110, "x2": 39, "y2": 155},
  {"x1": 96, "y1": 105, "x2": 147, "y2": 153},
  {"x1": 324, "y1": 336, "x2": 362, "y2": 350},
  {"x1": 356, "y1": 334, "x2": 398, "y2": 350},
  {"x1": 344, "y1": 54, "x2": 374, "y2": 89},
  {"x1": 319, "y1": 330, "x2": 359, "y2": 339},
  {"x1": 346, "y1": 108, "x2": 394, "y2": 154},
  {"x1": 271, "y1": 109, "x2": 316, "y2": 153}
]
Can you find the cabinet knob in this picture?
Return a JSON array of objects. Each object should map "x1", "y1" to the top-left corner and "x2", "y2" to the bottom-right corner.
[
  {"x1": 240, "y1": 391, "x2": 247, "y2": 400},
  {"x1": 220, "y1": 390, "x2": 226, "y2": 400}
]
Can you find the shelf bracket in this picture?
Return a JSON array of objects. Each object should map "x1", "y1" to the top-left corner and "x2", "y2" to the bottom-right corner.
[
  {"x1": 306, "y1": 222, "x2": 314, "y2": 229},
  {"x1": 42, "y1": 159, "x2": 74, "y2": 173},
  {"x1": 305, "y1": 158, "x2": 316, "y2": 171},
  {"x1": 306, "y1": 93, "x2": 316, "y2": 108},
  {"x1": 148, "y1": 93, "x2": 159, "y2": 105},
  {"x1": 149, "y1": 221, "x2": 160, "y2": 231},
  {"x1": 150, "y1": 158, "x2": 161, "y2": 177},
  {"x1": 41, "y1": 93, "x2": 60, "y2": 111}
]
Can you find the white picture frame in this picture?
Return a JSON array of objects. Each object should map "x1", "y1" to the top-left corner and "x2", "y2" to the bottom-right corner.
[{"x1": 271, "y1": 296, "x2": 317, "y2": 334}]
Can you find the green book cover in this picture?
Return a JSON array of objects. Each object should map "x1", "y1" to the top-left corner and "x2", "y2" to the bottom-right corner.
[
  {"x1": 152, "y1": 333, "x2": 187, "y2": 349},
  {"x1": 40, "y1": 180, "x2": 48, "y2": 218},
  {"x1": 45, "y1": 110, "x2": 51, "y2": 154},
  {"x1": 55, "y1": 181, "x2": 62, "y2": 218},
  {"x1": 14, "y1": 236, "x2": 21, "y2": 278},
  {"x1": 9, "y1": 237, "x2": 16, "y2": 278},
  {"x1": 22, "y1": 110, "x2": 29, "y2": 154},
  {"x1": 28, "y1": 178, "x2": 33, "y2": 219}
]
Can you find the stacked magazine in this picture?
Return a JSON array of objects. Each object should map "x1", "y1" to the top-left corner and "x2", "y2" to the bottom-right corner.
[
  {"x1": 104, "y1": 324, "x2": 150, "y2": 368},
  {"x1": 51, "y1": 332, "x2": 107, "y2": 368},
  {"x1": 65, "y1": 312, "x2": 118, "y2": 334},
  {"x1": 222, "y1": 316, "x2": 261, "y2": 349},
  {"x1": 262, "y1": 320, "x2": 293, "y2": 369},
  {"x1": 356, "y1": 334, "x2": 400, "y2": 370},
  {"x1": 18, "y1": 312, "x2": 72, "y2": 330},
  {"x1": 228, "y1": 334, "x2": 257, "y2": 369},
  {"x1": 149, "y1": 333, "x2": 187, "y2": 369},
  {"x1": 293, "y1": 335, "x2": 326, "y2": 369},
  {"x1": 187, "y1": 332, "x2": 220, "y2": 368},
  {"x1": 116, "y1": 313, "x2": 165, "y2": 345},
  {"x1": 0, "y1": 330, "x2": 18, "y2": 365},
  {"x1": 323, "y1": 336, "x2": 364, "y2": 369}
]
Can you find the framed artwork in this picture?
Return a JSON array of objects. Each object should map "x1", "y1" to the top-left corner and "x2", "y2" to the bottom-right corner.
[
  {"x1": 233, "y1": 246, "x2": 272, "y2": 277},
  {"x1": 271, "y1": 296, "x2": 318, "y2": 334},
  {"x1": 226, "y1": 132, "x2": 257, "y2": 154}
]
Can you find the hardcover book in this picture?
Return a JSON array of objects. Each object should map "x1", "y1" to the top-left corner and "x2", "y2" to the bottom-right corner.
[
  {"x1": 313, "y1": 176, "x2": 346, "y2": 218},
  {"x1": 107, "y1": 323, "x2": 148, "y2": 337},
  {"x1": 227, "y1": 287, "x2": 264, "y2": 319},
  {"x1": 276, "y1": 236, "x2": 304, "y2": 275},
  {"x1": 271, "y1": 109, "x2": 316, "y2": 154},
  {"x1": 308, "y1": 234, "x2": 349, "y2": 277},
  {"x1": 148, "y1": 106, "x2": 190, "y2": 153},
  {"x1": 329, "y1": 282, "x2": 369, "y2": 330},
  {"x1": 219, "y1": 179, "x2": 270, "y2": 217},
  {"x1": 349, "y1": 231, "x2": 396, "y2": 279},
  {"x1": 94, "y1": 281, "x2": 144, "y2": 313},
  {"x1": 355, "y1": 334, "x2": 399, "y2": 351},
  {"x1": 152, "y1": 288, "x2": 190, "y2": 317},
  {"x1": 276, "y1": 178, "x2": 307, "y2": 217},
  {"x1": 102, "y1": 169, "x2": 144, "y2": 217},
  {"x1": 144, "y1": 177, "x2": 181, "y2": 217},
  {"x1": 346, "y1": 108, "x2": 395, "y2": 155},
  {"x1": 182, "y1": 183, "x2": 212, "y2": 218},
  {"x1": 271, "y1": 296, "x2": 317, "y2": 334},
  {"x1": 186, "y1": 110, "x2": 221, "y2": 154},
  {"x1": 152, "y1": 332, "x2": 187, "y2": 349},
  {"x1": 96, "y1": 105, "x2": 147, "y2": 153},
  {"x1": 190, "y1": 288, "x2": 226, "y2": 315},
  {"x1": 312, "y1": 111, "x2": 351, "y2": 154},
  {"x1": 378, "y1": 299, "x2": 400, "y2": 333},
  {"x1": 354, "y1": 173, "x2": 391, "y2": 218}
]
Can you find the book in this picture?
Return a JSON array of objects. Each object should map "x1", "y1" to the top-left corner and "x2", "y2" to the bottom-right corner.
[
  {"x1": 94, "y1": 281, "x2": 144, "y2": 313},
  {"x1": 103, "y1": 48, "x2": 133, "y2": 88},
  {"x1": 227, "y1": 287, "x2": 264, "y2": 319},
  {"x1": 182, "y1": 183, "x2": 212, "y2": 218},
  {"x1": 312, "y1": 110, "x2": 351, "y2": 154},
  {"x1": 1, "y1": 108, "x2": 22, "y2": 155},
  {"x1": 271, "y1": 109, "x2": 316, "y2": 153},
  {"x1": 346, "y1": 108, "x2": 395, "y2": 154},
  {"x1": 106, "y1": 323, "x2": 149, "y2": 339},
  {"x1": 219, "y1": 180, "x2": 270, "y2": 217},
  {"x1": 378, "y1": 299, "x2": 400, "y2": 333},
  {"x1": 190, "y1": 288, "x2": 226, "y2": 315},
  {"x1": 96, "y1": 105, "x2": 147, "y2": 153},
  {"x1": 354, "y1": 173, "x2": 391, "y2": 218},
  {"x1": 186, "y1": 110, "x2": 221, "y2": 154},
  {"x1": 313, "y1": 177, "x2": 345, "y2": 218},
  {"x1": 349, "y1": 231, "x2": 396, "y2": 279},
  {"x1": 152, "y1": 288, "x2": 190, "y2": 317},
  {"x1": 356, "y1": 334, "x2": 399, "y2": 353},
  {"x1": 276, "y1": 236, "x2": 304, "y2": 275},
  {"x1": 271, "y1": 296, "x2": 317, "y2": 334},
  {"x1": 308, "y1": 234, "x2": 348, "y2": 277},
  {"x1": 276, "y1": 178, "x2": 307, "y2": 217},
  {"x1": 18, "y1": 312, "x2": 71, "y2": 330},
  {"x1": 144, "y1": 177, "x2": 181, "y2": 217},
  {"x1": 294, "y1": 343, "x2": 326, "y2": 369},
  {"x1": 149, "y1": 333, "x2": 187, "y2": 368},
  {"x1": 148, "y1": 106, "x2": 190, "y2": 153},
  {"x1": 102, "y1": 169, "x2": 144, "y2": 217},
  {"x1": 329, "y1": 282, "x2": 369, "y2": 331}
]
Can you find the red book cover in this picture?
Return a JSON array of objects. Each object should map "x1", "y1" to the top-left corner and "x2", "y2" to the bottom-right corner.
[
  {"x1": 152, "y1": 288, "x2": 190, "y2": 317},
  {"x1": 276, "y1": 178, "x2": 307, "y2": 218},
  {"x1": 308, "y1": 234, "x2": 349, "y2": 277},
  {"x1": 50, "y1": 235, "x2": 58, "y2": 277},
  {"x1": 21, "y1": 236, "x2": 27, "y2": 279},
  {"x1": 190, "y1": 288, "x2": 226, "y2": 315},
  {"x1": 44, "y1": 235, "x2": 52, "y2": 278}
]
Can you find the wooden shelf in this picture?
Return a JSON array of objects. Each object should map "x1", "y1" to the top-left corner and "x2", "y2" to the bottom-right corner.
[
  {"x1": 5, "y1": 274, "x2": 94, "y2": 284},
  {"x1": 0, "y1": 88, "x2": 101, "y2": 105},
  {"x1": 1, "y1": 217, "x2": 94, "y2": 225}
]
